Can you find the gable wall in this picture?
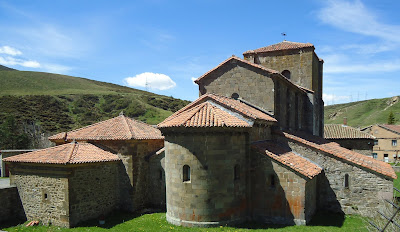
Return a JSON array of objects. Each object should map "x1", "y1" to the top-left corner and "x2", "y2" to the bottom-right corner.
[
  {"x1": 198, "y1": 62, "x2": 275, "y2": 113},
  {"x1": 285, "y1": 139, "x2": 393, "y2": 216}
]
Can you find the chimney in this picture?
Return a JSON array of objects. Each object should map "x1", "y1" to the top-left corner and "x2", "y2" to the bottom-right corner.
[{"x1": 343, "y1": 117, "x2": 347, "y2": 126}]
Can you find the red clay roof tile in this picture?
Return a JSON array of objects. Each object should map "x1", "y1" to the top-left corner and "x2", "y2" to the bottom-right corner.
[
  {"x1": 158, "y1": 101, "x2": 251, "y2": 128},
  {"x1": 252, "y1": 141, "x2": 322, "y2": 179},
  {"x1": 158, "y1": 93, "x2": 277, "y2": 128},
  {"x1": 379, "y1": 124, "x2": 400, "y2": 135},
  {"x1": 3, "y1": 142, "x2": 121, "y2": 164},
  {"x1": 243, "y1": 41, "x2": 314, "y2": 55},
  {"x1": 49, "y1": 115, "x2": 163, "y2": 142},
  {"x1": 324, "y1": 124, "x2": 375, "y2": 139},
  {"x1": 277, "y1": 130, "x2": 396, "y2": 179}
]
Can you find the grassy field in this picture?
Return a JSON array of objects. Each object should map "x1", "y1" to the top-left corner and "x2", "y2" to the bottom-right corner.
[
  {"x1": 1, "y1": 212, "x2": 369, "y2": 232},
  {"x1": 324, "y1": 96, "x2": 400, "y2": 127}
]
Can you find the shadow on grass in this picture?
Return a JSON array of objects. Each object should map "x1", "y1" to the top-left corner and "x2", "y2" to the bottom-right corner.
[
  {"x1": 308, "y1": 211, "x2": 345, "y2": 227},
  {"x1": 234, "y1": 211, "x2": 345, "y2": 229},
  {"x1": 76, "y1": 208, "x2": 165, "y2": 229}
]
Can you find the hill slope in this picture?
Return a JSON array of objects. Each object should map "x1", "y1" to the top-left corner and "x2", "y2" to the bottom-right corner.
[
  {"x1": 0, "y1": 67, "x2": 190, "y2": 149},
  {"x1": 324, "y1": 96, "x2": 400, "y2": 128}
]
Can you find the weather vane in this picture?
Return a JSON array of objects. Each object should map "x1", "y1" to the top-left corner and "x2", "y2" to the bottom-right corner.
[{"x1": 281, "y1": 32, "x2": 287, "y2": 41}]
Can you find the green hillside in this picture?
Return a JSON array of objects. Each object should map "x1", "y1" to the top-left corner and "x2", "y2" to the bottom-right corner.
[
  {"x1": 0, "y1": 70, "x2": 152, "y2": 95},
  {"x1": 324, "y1": 96, "x2": 400, "y2": 128},
  {"x1": 0, "y1": 67, "x2": 190, "y2": 149}
]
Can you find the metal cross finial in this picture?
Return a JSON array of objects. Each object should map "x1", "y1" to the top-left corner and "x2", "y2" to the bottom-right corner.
[{"x1": 281, "y1": 32, "x2": 287, "y2": 41}]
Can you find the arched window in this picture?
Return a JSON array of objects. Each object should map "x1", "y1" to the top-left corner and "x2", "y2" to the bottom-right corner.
[
  {"x1": 344, "y1": 174, "x2": 349, "y2": 188},
  {"x1": 159, "y1": 169, "x2": 163, "y2": 180},
  {"x1": 234, "y1": 165, "x2": 240, "y2": 180},
  {"x1": 270, "y1": 175, "x2": 276, "y2": 188},
  {"x1": 183, "y1": 165, "x2": 190, "y2": 182},
  {"x1": 281, "y1": 70, "x2": 291, "y2": 79}
]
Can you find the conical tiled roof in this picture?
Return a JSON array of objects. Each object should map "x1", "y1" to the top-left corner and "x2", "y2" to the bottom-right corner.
[
  {"x1": 158, "y1": 101, "x2": 251, "y2": 128},
  {"x1": 49, "y1": 115, "x2": 163, "y2": 142},
  {"x1": 243, "y1": 41, "x2": 314, "y2": 55},
  {"x1": 3, "y1": 142, "x2": 121, "y2": 164}
]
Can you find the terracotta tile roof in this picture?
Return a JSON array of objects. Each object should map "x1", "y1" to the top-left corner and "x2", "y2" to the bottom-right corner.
[
  {"x1": 243, "y1": 41, "x2": 314, "y2": 55},
  {"x1": 252, "y1": 141, "x2": 322, "y2": 179},
  {"x1": 277, "y1": 130, "x2": 397, "y2": 179},
  {"x1": 49, "y1": 115, "x2": 163, "y2": 142},
  {"x1": 3, "y1": 142, "x2": 121, "y2": 164},
  {"x1": 158, "y1": 93, "x2": 277, "y2": 128},
  {"x1": 379, "y1": 124, "x2": 400, "y2": 135},
  {"x1": 158, "y1": 101, "x2": 251, "y2": 128},
  {"x1": 194, "y1": 56, "x2": 278, "y2": 84},
  {"x1": 324, "y1": 124, "x2": 375, "y2": 139}
]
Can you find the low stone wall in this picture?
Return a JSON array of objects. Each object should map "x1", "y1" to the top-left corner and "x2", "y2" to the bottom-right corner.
[
  {"x1": 287, "y1": 140, "x2": 393, "y2": 216},
  {"x1": 0, "y1": 186, "x2": 25, "y2": 224}
]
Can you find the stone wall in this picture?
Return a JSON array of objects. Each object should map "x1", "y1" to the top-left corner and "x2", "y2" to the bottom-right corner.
[
  {"x1": 148, "y1": 149, "x2": 166, "y2": 209},
  {"x1": 69, "y1": 162, "x2": 120, "y2": 227},
  {"x1": 0, "y1": 186, "x2": 25, "y2": 224},
  {"x1": 96, "y1": 139, "x2": 164, "y2": 211},
  {"x1": 198, "y1": 61, "x2": 275, "y2": 113},
  {"x1": 286, "y1": 140, "x2": 393, "y2": 216},
  {"x1": 246, "y1": 49, "x2": 315, "y2": 91},
  {"x1": 10, "y1": 164, "x2": 70, "y2": 227},
  {"x1": 251, "y1": 151, "x2": 316, "y2": 225},
  {"x1": 164, "y1": 129, "x2": 248, "y2": 227}
]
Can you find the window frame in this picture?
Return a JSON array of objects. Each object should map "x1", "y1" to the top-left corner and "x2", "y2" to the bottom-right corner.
[{"x1": 183, "y1": 165, "x2": 190, "y2": 182}]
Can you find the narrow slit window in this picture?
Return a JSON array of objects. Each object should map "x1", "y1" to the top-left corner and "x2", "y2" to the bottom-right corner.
[
  {"x1": 234, "y1": 165, "x2": 240, "y2": 180},
  {"x1": 183, "y1": 165, "x2": 190, "y2": 182},
  {"x1": 344, "y1": 174, "x2": 349, "y2": 188}
]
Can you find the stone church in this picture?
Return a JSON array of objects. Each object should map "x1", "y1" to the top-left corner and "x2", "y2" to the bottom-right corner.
[{"x1": 3, "y1": 41, "x2": 396, "y2": 228}]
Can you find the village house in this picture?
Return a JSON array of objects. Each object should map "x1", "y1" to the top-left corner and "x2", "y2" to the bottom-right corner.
[
  {"x1": 362, "y1": 124, "x2": 400, "y2": 162},
  {"x1": 2, "y1": 41, "x2": 396, "y2": 228},
  {"x1": 324, "y1": 123, "x2": 375, "y2": 157}
]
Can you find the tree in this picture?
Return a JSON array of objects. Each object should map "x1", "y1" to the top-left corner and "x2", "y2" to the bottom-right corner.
[{"x1": 388, "y1": 111, "x2": 396, "y2": 125}]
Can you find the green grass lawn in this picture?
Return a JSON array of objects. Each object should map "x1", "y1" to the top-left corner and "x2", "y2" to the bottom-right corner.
[{"x1": 1, "y1": 212, "x2": 369, "y2": 232}]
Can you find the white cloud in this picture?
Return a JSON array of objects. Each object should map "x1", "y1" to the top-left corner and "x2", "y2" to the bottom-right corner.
[
  {"x1": 0, "y1": 56, "x2": 41, "y2": 68},
  {"x1": 0, "y1": 46, "x2": 22, "y2": 56},
  {"x1": 318, "y1": 0, "x2": 400, "y2": 43},
  {"x1": 124, "y1": 72, "x2": 176, "y2": 90}
]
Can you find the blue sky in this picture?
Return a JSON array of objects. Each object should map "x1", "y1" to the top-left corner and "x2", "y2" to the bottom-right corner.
[{"x1": 0, "y1": 0, "x2": 399, "y2": 105}]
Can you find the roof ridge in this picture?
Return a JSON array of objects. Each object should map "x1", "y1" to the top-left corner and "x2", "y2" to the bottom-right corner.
[
  {"x1": 65, "y1": 142, "x2": 77, "y2": 164},
  {"x1": 51, "y1": 115, "x2": 122, "y2": 140},
  {"x1": 122, "y1": 115, "x2": 134, "y2": 139}
]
